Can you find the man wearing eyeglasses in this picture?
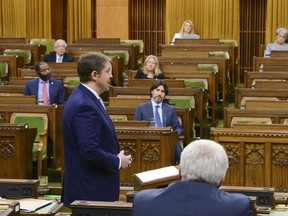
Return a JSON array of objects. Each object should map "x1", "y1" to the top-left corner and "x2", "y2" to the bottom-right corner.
[
  {"x1": 23, "y1": 61, "x2": 66, "y2": 105},
  {"x1": 43, "y1": 39, "x2": 74, "y2": 63}
]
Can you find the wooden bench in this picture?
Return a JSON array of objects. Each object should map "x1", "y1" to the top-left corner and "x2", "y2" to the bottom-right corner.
[
  {"x1": 223, "y1": 108, "x2": 288, "y2": 128},
  {"x1": 234, "y1": 88, "x2": 288, "y2": 109},
  {"x1": 108, "y1": 106, "x2": 194, "y2": 147},
  {"x1": 0, "y1": 43, "x2": 46, "y2": 66},
  {"x1": 245, "y1": 71, "x2": 288, "y2": 88},
  {"x1": 160, "y1": 44, "x2": 237, "y2": 87},
  {"x1": 0, "y1": 104, "x2": 64, "y2": 169},
  {"x1": 0, "y1": 84, "x2": 25, "y2": 96},
  {"x1": 126, "y1": 79, "x2": 186, "y2": 88},
  {"x1": 0, "y1": 55, "x2": 25, "y2": 77},
  {"x1": 67, "y1": 43, "x2": 139, "y2": 70},
  {"x1": 7, "y1": 77, "x2": 31, "y2": 85},
  {"x1": 110, "y1": 86, "x2": 208, "y2": 138},
  {"x1": 253, "y1": 56, "x2": 288, "y2": 72},
  {"x1": 210, "y1": 126, "x2": 288, "y2": 191},
  {"x1": 0, "y1": 37, "x2": 26, "y2": 43},
  {"x1": 76, "y1": 38, "x2": 121, "y2": 44},
  {"x1": 0, "y1": 95, "x2": 37, "y2": 104},
  {"x1": 245, "y1": 100, "x2": 288, "y2": 110},
  {"x1": 174, "y1": 38, "x2": 220, "y2": 45}
]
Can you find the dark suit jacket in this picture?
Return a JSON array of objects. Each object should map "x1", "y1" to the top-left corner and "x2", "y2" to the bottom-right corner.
[
  {"x1": 134, "y1": 70, "x2": 165, "y2": 79},
  {"x1": 134, "y1": 101, "x2": 183, "y2": 136},
  {"x1": 43, "y1": 52, "x2": 74, "y2": 62},
  {"x1": 23, "y1": 78, "x2": 66, "y2": 105},
  {"x1": 62, "y1": 84, "x2": 121, "y2": 207},
  {"x1": 132, "y1": 181, "x2": 250, "y2": 216}
]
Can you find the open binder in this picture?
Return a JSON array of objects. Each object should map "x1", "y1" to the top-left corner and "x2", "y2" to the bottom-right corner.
[{"x1": 133, "y1": 166, "x2": 179, "y2": 191}]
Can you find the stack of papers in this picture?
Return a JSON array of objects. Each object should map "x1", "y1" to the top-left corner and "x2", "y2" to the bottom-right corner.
[{"x1": 18, "y1": 198, "x2": 52, "y2": 213}]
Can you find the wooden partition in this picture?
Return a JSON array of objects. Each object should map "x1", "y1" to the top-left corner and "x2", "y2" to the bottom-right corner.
[
  {"x1": 66, "y1": 44, "x2": 139, "y2": 70},
  {"x1": 210, "y1": 127, "x2": 288, "y2": 192},
  {"x1": 245, "y1": 71, "x2": 288, "y2": 88},
  {"x1": 174, "y1": 38, "x2": 220, "y2": 45},
  {"x1": 0, "y1": 124, "x2": 36, "y2": 179},
  {"x1": 253, "y1": 56, "x2": 288, "y2": 72},
  {"x1": 76, "y1": 38, "x2": 121, "y2": 44},
  {"x1": 0, "y1": 104, "x2": 64, "y2": 168},
  {"x1": 115, "y1": 126, "x2": 178, "y2": 185},
  {"x1": 234, "y1": 88, "x2": 288, "y2": 109},
  {"x1": 223, "y1": 108, "x2": 288, "y2": 128},
  {"x1": 0, "y1": 55, "x2": 25, "y2": 77}
]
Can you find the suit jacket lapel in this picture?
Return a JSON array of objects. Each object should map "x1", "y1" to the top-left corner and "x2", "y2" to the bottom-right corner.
[{"x1": 162, "y1": 103, "x2": 168, "y2": 127}]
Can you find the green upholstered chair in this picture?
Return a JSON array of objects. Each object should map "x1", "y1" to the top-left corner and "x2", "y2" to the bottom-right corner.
[
  {"x1": 30, "y1": 38, "x2": 55, "y2": 54},
  {"x1": 167, "y1": 96, "x2": 194, "y2": 109},
  {"x1": 10, "y1": 113, "x2": 48, "y2": 177},
  {"x1": 66, "y1": 78, "x2": 80, "y2": 87},
  {"x1": 0, "y1": 62, "x2": 8, "y2": 83},
  {"x1": 4, "y1": 49, "x2": 32, "y2": 64},
  {"x1": 121, "y1": 39, "x2": 144, "y2": 68},
  {"x1": 184, "y1": 79, "x2": 207, "y2": 89},
  {"x1": 103, "y1": 50, "x2": 130, "y2": 66},
  {"x1": 197, "y1": 64, "x2": 218, "y2": 72},
  {"x1": 219, "y1": 39, "x2": 238, "y2": 47}
]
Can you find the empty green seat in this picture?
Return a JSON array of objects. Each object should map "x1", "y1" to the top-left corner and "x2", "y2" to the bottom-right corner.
[
  {"x1": 10, "y1": 113, "x2": 48, "y2": 177},
  {"x1": 4, "y1": 49, "x2": 31, "y2": 64},
  {"x1": 0, "y1": 62, "x2": 8, "y2": 83},
  {"x1": 103, "y1": 50, "x2": 129, "y2": 66},
  {"x1": 30, "y1": 38, "x2": 55, "y2": 54},
  {"x1": 168, "y1": 97, "x2": 194, "y2": 108}
]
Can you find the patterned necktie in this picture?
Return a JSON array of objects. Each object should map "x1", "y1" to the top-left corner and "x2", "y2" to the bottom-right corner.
[
  {"x1": 57, "y1": 56, "x2": 62, "y2": 63},
  {"x1": 155, "y1": 105, "x2": 162, "y2": 127},
  {"x1": 42, "y1": 81, "x2": 48, "y2": 105}
]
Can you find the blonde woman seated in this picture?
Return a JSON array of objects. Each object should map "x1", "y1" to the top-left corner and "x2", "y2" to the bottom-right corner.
[
  {"x1": 134, "y1": 55, "x2": 165, "y2": 79},
  {"x1": 171, "y1": 20, "x2": 200, "y2": 45},
  {"x1": 264, "y1": 27, "x2": 288, "y2": 57}
]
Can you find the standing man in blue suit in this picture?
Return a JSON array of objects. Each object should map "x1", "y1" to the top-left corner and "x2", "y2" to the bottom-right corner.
[
  {"x1": 62, "y1": 52, "x2": 132, "y2": 207},
  {"x1": 132, "y1": 139, "x2": 251, "y2": 216},
  {"x1": 43, "y1": 39, "x2": 74, "y2": 63},
  {"x1": 23, "y1": 61, "x2": 66, "y2": 105},
  {"x1": 134, "y1": 80, "x2": 183, "y2": 164}
]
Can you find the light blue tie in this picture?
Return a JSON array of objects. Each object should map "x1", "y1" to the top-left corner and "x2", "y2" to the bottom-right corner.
[
  {"x1": 98, "y1": 97, "x2": 106, "y2": 110},
  {"x1": 155, "y1": 105, "x2": 162, "y2": 127}
]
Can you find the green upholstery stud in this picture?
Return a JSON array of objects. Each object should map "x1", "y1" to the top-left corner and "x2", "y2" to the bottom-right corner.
[{"x1": 4, "y1": 49, "x2": 31, "y2": 64}]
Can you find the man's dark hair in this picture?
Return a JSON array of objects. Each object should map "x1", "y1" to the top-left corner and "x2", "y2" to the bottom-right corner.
[
  {"x1": 77, "y1": 52, "x2": 110, "y2": 83},
  {"x1": 35, "y1": 61, "x2": 47, "y2": 73},
  {"x1": 149, "y1": 80, "x2": 169, "y2": 97}
]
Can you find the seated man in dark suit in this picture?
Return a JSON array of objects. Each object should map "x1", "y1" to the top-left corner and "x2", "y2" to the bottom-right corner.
[
  {"x1": 43, "y1": 39, "x2": 74, "y2": 63},
  {"x1": 132, "y1": 139, "x2": 251, "y2": 216},
  {"x1": 24, "y1": 61, "x2": 66, "y2": 105},
  {"x1": 134, "y1": 80, "x2": 183, "y2": 164}
]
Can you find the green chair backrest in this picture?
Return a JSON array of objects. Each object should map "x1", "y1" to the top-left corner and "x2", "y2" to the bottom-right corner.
[
  {"x1": 12, "y1": 116, "x2": 45, "y2": 142},
  {"x1": 0, "y1": 62, "x2": 8, "y2": 78},
  {"x1": 197, "y1": 64, "x2": 217, "y2": 72},
  {"x1": 103, "y1": 50, "x2": 129, "y2": 65},
  {"x1": 184, "y1": 79, "x2": 206, "y2": 89},
  {"x1": 168, "y1": 98, "x2": 194, "y2": 108},
  {"x1": 4, "y1": 49, "x2": 31, "y2": 64},
  {"x1": 30, "y1": 39, "x2": 55, "y2": 54},
  {"x1": 67, "y1": 79, "x2": 80, "y2": 87}
]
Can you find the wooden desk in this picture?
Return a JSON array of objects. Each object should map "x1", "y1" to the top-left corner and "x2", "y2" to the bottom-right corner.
[
  {"x1": 0, "y1": 124, "x2": 36, "y2": 179},
  {"x1": 115, "y1": 126, "x2": 178, "y2": 185}
]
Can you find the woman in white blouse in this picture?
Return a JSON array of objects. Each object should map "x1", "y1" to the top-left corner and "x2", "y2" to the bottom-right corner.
[{"x1": 171, "y1": 20, "x2": 200, "y2": 45}]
